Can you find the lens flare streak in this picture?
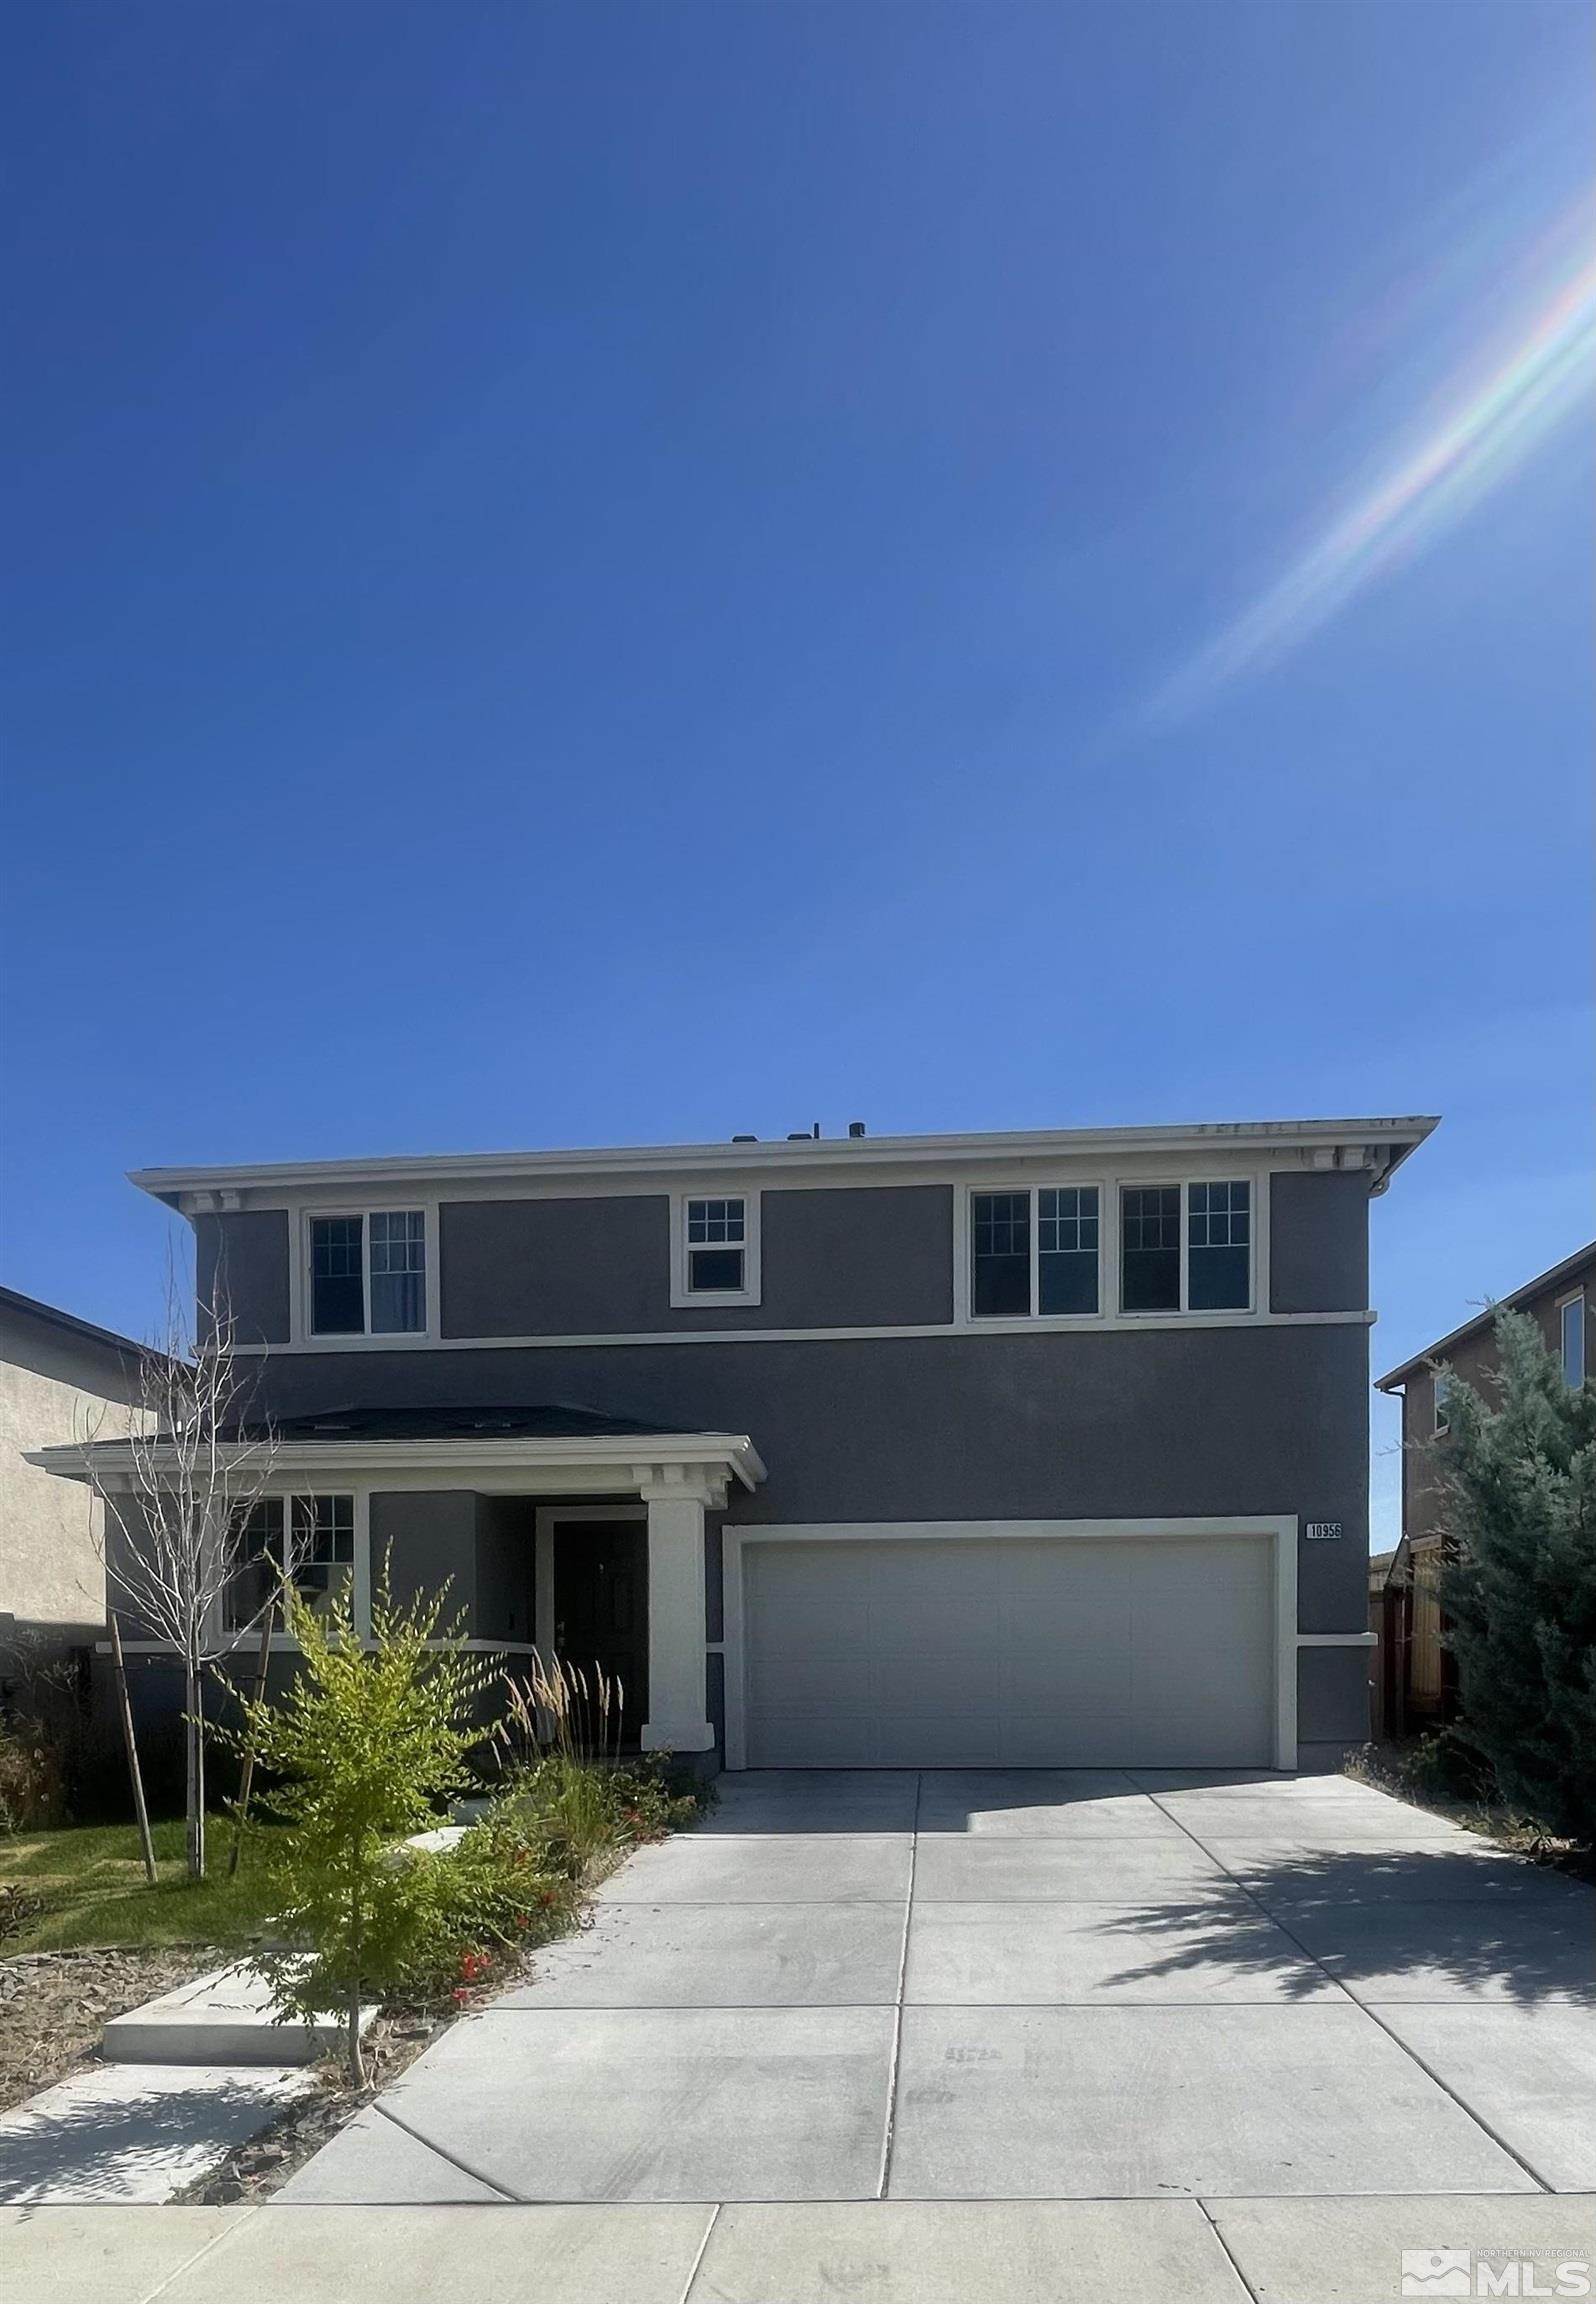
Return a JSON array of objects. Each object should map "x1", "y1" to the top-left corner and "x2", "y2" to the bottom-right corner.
[{"x1": 1146, "y1": 241, "x2": 1596, "y2": 725}]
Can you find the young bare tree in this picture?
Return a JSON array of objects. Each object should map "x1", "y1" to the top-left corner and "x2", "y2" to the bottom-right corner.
[{"x1": 79, "y1": 1266, "x2": 276, "y2": 1879}]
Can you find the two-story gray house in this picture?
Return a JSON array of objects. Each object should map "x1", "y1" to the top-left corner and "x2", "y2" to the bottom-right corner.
[{"x1": 42, "y1": 1116, "x2": 1436, "y2": 1774}]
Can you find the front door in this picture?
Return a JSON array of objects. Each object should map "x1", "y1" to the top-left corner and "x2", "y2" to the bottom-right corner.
[{"x1": 552, "y1": 1517, "x2": 649, "y2": 1748}]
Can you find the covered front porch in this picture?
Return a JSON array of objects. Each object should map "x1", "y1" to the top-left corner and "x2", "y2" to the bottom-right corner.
[
  {"x1": 37, "y1": 1407, "x2": 766, "y2": 1764},
  {"x1": 278, "y1": 1411, "x2": 765, "y2": 1759}
]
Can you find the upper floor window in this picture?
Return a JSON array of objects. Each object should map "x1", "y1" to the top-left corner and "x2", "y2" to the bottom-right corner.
[
  {"x1": 1561, "y1": 1293, "x2": 1586, "y2": 1388},
  {"x1": 1433, "y1": 1368, "x2": 1453, "y2": 1434},
  {"x1": 226, "y1": 1494, "x2": 355, "y2": 1630},
  {"x1": 308, "y1": 1210, "x2": 426, "y2": 1336},
  {"x1": 1120, "y1": 1181, "x2": 1252, "y2": 1313},
  {"x1": 971, "y1": 1186, "x2": 1100, "y2": 1318},
  {"x1": 673, "y1": 1192, "x2": 760, "y2": 1305}
]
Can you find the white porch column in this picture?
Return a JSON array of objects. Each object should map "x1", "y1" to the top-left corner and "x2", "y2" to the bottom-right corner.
[{"x1": 637, "y1": 1466, "x2": 719, "y2": 1754}]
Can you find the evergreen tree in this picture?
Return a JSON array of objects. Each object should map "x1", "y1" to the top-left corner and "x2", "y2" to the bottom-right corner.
[{"x1": 1436, "y1": 1306, "x2": 1596, "y2": 1842}]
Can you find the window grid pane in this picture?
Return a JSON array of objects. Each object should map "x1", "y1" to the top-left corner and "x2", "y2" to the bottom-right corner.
[
  {"x1": 369, "y1": 1209, "x2": 426, "y2": 1334},
  {"x1": 310, "y1": 1215, "x2": 365, "y2": 1335},
  {"x1": 1120, "y1": 1186, "x2": 1181, "y2": 1311},
  {"x1": 687, "y1": 1197, "x2": 745, "y2": 1245},
  {"x1": 971, "y1": 1192, "x2": 1031, "y2": 1318},
  {"x1": 1187, "y1": 1180, "x2": 1250, "y2": 1309},
  {"x1": 1188, "y1": 1180, "x2": 1250, "y2": 1249},
  {"x1": 1038, "y1": 1186, "x2": 1099, "y2": 1316}
]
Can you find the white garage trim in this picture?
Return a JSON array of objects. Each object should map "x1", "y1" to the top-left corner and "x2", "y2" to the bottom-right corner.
[{"x1": 720, "y1": 1516, "x2": 1299, "y2": 1772}]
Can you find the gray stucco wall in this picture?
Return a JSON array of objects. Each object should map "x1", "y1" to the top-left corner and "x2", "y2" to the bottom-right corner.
[
  {"x1": 197, "y1": 1211, "x2": 291, "y2": 1345},
  {"x1": 1269, "y1": 1172, "x2": 1369, "y2": 1314},
  {"x1": 195, "y1": 1170, "x2": 1372, "y2": 1342},
  {"x1": 440, "y1": 1185, "x2": 954, "y2": 1336},
  {"x1": 372, "y1": 1490, "x2": 479, "y2": 1623},
  {"x1": 1297, "y1": 1643, "x2": 1373, "y2": 1754},
  {"x1": 249, "y1": 1321, "x2": 1371, "y2": 1634}
]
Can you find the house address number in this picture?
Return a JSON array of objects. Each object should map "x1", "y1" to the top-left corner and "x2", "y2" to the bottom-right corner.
[{"x1": 1305, "y1": 1521, "x2": 1342, "y2": 1541}]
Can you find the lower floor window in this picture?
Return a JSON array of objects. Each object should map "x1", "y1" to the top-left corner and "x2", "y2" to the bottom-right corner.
[{"x1": 227, "y1": 1495, "x2": 355, "y2": 1630}]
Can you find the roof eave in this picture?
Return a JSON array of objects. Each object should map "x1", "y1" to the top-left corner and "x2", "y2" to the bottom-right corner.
[
  {"x1": 129, "y1": 1114, "x2": 1442, "y2": 1206},
  {"x1": 26, "y1": 1429, "x2": 768, "y2": 1492},
  {"x1": 1375, "y1": 1238, "x2": 1596, "y2": 1389}
]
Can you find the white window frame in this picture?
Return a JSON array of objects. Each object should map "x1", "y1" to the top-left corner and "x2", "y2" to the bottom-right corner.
[
  {"x1": 297, "y1": 1205, "x2": 438, "y2": 1345},
  {"x1": 212, "y1": 1487, "x2": 370, "y2": 1647},
  {"x1": 1119, "y1": 1178, "x2": 1256, "y2": 1318},
  {"x1": 965, "y1": 1181, "x2": 1107, "y2": 1325},
  {"x1": 1432, "y1": 1366, "x2": 1453, "y2": 1434},
  {"x1": 670, "y1": 1188, "x2": 762, "y2": 1309},
  {"x1": 1559, "y1": 1291, "x2": 1585, "y2": 1389}
]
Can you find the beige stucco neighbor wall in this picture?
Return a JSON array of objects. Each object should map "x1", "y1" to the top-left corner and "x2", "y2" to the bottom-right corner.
[{"x1": 0, "y1": 1315, "x2": 140, "y2": 1638}]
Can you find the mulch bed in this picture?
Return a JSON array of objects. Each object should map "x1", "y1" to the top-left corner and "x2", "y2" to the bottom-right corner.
[{"x1": 0, "y1": 1945, "x2": 222, "y2": 2114}]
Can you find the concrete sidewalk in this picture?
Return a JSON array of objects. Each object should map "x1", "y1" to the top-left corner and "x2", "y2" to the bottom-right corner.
[{"x1": 6, "y1": 2195, "x2": 1596, "y2": 2303}]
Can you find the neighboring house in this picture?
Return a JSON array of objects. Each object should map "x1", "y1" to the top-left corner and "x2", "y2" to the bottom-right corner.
[
  {"x1": 0, "y1": 1286, "x2": 144, "y2": 1671},
  {"x1": 36, "y1": 1115, "x2": 1436, "y2": 1773},
  {"x1": 1371, "y1": 1241, "x2": 1596, "y2": 1737}
]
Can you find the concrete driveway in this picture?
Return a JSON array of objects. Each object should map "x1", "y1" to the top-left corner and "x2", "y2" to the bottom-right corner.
[{"x1": 270, "y1": 1768, "x2": 1596, "y2": 2298}]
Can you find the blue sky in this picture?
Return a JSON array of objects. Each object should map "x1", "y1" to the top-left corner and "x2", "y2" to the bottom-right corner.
[{"x1": 3, "y1": 3, "x2": 1591, "y2": 1544}]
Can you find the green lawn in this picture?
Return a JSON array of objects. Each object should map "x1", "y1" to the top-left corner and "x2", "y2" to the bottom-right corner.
[{"x1": 0, "y1": 1817, "x2": 287, "y2": 1954}]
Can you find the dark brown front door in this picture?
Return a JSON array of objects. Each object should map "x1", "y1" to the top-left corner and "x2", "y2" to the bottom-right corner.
[{"x1": 552, "y1": 1517, "x2": 648, "y2": 1747}]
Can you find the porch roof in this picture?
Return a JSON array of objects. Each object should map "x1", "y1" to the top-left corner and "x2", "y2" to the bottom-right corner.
[{"x1": 28, "y1": 1404, "x2": 766, "y2": 1496}]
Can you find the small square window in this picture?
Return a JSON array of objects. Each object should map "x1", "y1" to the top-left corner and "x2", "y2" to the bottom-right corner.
[{"x1": 678, "y1": 1195, "x2": 756, "y2": 1301}]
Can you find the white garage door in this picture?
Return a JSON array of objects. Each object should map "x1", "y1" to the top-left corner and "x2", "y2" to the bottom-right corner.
[{"x1": 738, "y1": 1528, "x2": 1279, "y2": 1769}]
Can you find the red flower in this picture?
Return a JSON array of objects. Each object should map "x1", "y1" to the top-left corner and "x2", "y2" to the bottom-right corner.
[{"x1": 452, "y1": 1987, "x2": 469, "y2": 2004}]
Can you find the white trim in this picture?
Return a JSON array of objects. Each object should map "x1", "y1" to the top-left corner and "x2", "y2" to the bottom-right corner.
[
  {"x1": 719, "y1": 1515, "x2": 1299, "y2": 1773},
  {"x1": 669, "y1": 1187, "x2": 762, "y2": 1309},
  {"x1": 1296, "y1": 1631, "x2": 1378, "y2": 1647},
  {"x1": 131, "y1": 1114, "x2": 1437, "y2": 1205},
  {"x1": 956, "y1": 1178, "x2": 1108, "y2": 1324},
  {"x1": 218, "y1": 1308, "x2": 1373, "y2": 1357},
  {"x1": 34, "y1": 1429, "x2": 767, "y2": 1494}
]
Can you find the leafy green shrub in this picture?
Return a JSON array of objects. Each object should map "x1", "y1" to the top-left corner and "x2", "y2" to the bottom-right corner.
[
  {"x1": 228, "y1": 1572, "x2": 501, "y2": 2081},
  {"x1": 498, "y1": 1751, "x2": 701, "y2": 1882},
  {"x1": 392, "y1": 1813, "x2": 576, "y2": 2003}
]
